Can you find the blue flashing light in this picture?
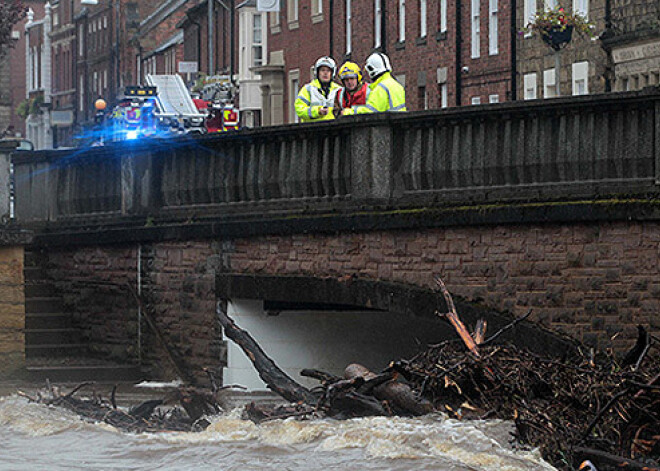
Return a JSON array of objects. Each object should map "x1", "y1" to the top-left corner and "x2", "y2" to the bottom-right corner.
[{"x1": 126, "y1": 130, "x2": 139, "y2": 140}]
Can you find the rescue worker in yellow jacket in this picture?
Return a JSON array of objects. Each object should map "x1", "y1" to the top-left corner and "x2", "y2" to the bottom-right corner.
[
  {"x1": 295, "y1": 56, "x2": 341, "y2": 122},
  {"x1": 346, "y1": 53, "x2": 406, "y2": 114}
]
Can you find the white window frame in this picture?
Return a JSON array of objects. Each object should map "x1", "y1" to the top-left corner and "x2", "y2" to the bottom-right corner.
[
  {"x1": 78, "y1": 24, "x2": 84, "y2": 56},
  {"x1": 288, "y1": 0, "x2": 299, "y2": 23},
  {"x1": 523, "y1": 0, "x2": 536, "y2": 36},
  {"x1": 440, "y1": 0, "x2": 447, "y2": 33},
  {"x1": 471, "y1": 96, "x2": 481, "y2": 105},
  {"x1": 471, "y1": 0, "x2": 480, "y2": 58},
  {"x1": 399, "y1": 0, "x2": 406, "y2": 42},
  {"x1": 573, "y1": 0, "x2": 588, "y2": 17},
  {"x1": 543, "y1": 68, "x2": 557, "y2": 98},
  {"x1": 79, "y1": 75, "x2": 84, "y2": 111},
  {"x1": 374, "y1": 0, "x2": 382, "y2": 48},
  {"x1": 523, "y1": 73, "x2": 537, "y2": 100},
  {"x1": 440, "y1": 83, "x2": 448, "y2": 108},
  {"x1": 103, "y1": 69, "x2": 107, "y2": 90},
  {"x1": 346, "y1": 0, "x2": 352, "y2": 54},
  {"x1": 420, "y1": 0, "x2": 427, "y2": 38},
  {"x1": 489, "y1": 94, "x2": 499, "y2": 103},
  {"x1": 572, "y1": 61, "x2": 589, "y2": 95},
  {"x1": 312, "y1": 0, "x2": 323, "y2": 15},
  {"x1": 253, "y1": 13, "x2": 264, "y2": 67},
  {"x1": 289, "y1": 69, "x2": 300, "y2": 123},
  {"x1": 489, "y1": 0, "x2": 498, "y2": 55},
  {"x1": 545, "y1": 0, "x2": 557, "y2": 10}
]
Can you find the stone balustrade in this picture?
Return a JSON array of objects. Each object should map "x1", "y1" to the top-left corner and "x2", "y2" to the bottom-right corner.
[{"x1": 11, "y1": 89, "x2": 660, "y2": 235}]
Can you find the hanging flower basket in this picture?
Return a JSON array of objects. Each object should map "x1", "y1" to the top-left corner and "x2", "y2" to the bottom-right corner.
[
  {"x1": 520, "y1": 5, "x2": 595, "y2": 50},
  {"x1": 541, "y1": 25, "x2": 574, "y2": 51}
]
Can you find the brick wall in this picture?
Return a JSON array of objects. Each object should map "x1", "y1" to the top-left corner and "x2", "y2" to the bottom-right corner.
[
  {"x1": 0, "y1": 246, "x2": 25, "y2": 379},
  {"x1": 46, "y1": 242, "x2": 221, "y2": 382},
  {"x1": 42, "y1": 220, "x2": 660, "y2": 381}
]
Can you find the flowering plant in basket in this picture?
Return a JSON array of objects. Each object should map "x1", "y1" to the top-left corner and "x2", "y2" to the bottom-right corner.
[{"x1": 521, "y1": 5, "x2": 595, "y2": 49}]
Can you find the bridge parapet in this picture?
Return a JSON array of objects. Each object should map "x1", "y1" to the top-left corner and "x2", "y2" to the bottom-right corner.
[{"x1": 12, "y1": 89, "x2": 660, "y2": 236}]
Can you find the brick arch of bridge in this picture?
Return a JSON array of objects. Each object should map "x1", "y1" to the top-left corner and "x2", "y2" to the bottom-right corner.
[{"x1": 39, "y1": 219, "x2": 659, "y2": 383}]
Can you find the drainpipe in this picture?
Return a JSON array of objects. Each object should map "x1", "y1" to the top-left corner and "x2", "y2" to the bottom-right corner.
[
  {"x1": 329, "y1": 0, "x2": 334, "y2": 56},
  {"x1": 510, "y1": 0, "x2": 517, "y2": 100},
  {"x1": 137, "y1": 244, "x2": 142, "y2": 364},
  {"x1": 381, "y1": 0, "x2": 387, "y2": 54},
  {"x1": 230, "y1": 0, "x2": 235, "y2": 85},
  {"x1": 208, "y1": 0, "x2": 214, "y2": 74},
  {"x1": 604, "y1": 0, "x2": 612, "y2": 91},
  {"x1": 455, "y1": 0, "x2": 462, "y2": 106}
]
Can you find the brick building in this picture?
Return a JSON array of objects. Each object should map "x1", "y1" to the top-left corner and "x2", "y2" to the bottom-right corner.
[
  {"x1": 516, "y1": 0, "x2": 608, "y2": 100},
  {"x1": 0, "y1": 0, "x2": 44, "y2": 138},
  {"x1": 260, "y1": 0, "x2": 514, "y2": 124}
]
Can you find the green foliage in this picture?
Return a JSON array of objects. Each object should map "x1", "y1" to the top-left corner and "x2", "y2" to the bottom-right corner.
[
  {"x1": 522, "y1": 4, "x2": 596, "y2": 38},
  {"x1": 28, "y1": 95, "x2": 44, "y2": 115},
  {"x1": 15, "y1": 99, "x2": 28, "y2": 119}
]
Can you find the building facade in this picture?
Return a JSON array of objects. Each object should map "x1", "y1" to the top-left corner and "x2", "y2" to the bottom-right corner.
[
  {"x1": 603, "y1": 0, "x2": 660, "y2": 92},
  {"x1": 516, "y1": 0, "x2": 608, "y2": 100}
]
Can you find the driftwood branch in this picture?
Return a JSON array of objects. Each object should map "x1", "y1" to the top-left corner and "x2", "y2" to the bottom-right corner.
[
  {"x1": 215, "y1": 300, "x2": 317, "y2": 404},
  {"x1": 434, "y1": 276, "x2": 480, "y2": 356}
]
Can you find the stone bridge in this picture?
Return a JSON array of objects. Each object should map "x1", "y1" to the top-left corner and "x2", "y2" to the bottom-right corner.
[{"x1": 11, "y1": 89, "x2": 660, "y2": 385}]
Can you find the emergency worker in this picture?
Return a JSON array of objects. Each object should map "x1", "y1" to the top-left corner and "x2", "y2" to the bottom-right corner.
[
  {"x1": 335, "y1": 61, "x2": 369, "y2": 116},
  {"x1": 347, "y1": 53, "x2": 406, "y2": 114},
  {"x1": 295, "y1": 56, "x2": 341, "y2": 122}
]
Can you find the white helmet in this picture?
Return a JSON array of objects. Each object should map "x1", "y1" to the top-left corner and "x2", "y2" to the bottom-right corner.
[
  {"x1": 315, "y1": 56, "x2": 337, "y2": 78},
  {"x1": 364, "y1": 52, "x2": 392, "y2": 80}
]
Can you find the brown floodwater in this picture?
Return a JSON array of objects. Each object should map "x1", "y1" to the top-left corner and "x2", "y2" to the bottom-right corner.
[{"x1": 0, "y1": 395, "x2": 557, "y2": 470}]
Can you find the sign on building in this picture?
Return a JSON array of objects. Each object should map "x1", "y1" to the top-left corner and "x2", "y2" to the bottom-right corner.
[
  {"x1": 257, "y1": 0, "x2": 280, "y2": 12},
  {"x1": 178, "y1": 61, "x2": 199, "y2": 74}
]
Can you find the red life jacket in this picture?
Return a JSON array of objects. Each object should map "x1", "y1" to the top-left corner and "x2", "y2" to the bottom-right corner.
[{"x1": 339, "y1": 83, "x2": 369, "y2": 110}]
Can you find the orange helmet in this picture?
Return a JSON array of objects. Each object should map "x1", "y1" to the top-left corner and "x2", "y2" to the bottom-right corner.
[{"x1": 338, "y1": 61, "x2": 363, "y2": 83}]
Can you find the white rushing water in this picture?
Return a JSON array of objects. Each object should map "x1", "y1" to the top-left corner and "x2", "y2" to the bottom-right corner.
[{"x1": 0, "y1": 395, "x2": 557, "y2": 471}]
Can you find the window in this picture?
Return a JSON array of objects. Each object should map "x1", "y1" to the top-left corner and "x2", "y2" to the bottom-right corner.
[
  {"x1": 374, "y1": 0, "x2": 382, "y2": 48},
  {"x1": 270, "y1": 10, "x2": 280, "y2": 30},
  {"x1": 523, "y1": 73, "x2": 537, "y2": 99},
  {"x1": 312, "y1": 0, "x2": 322, "y2": 15},
  {"x1": 440, "y1": 83, "x2": 448, "y2": 107},
  {"x1": 545, "y1": 0, "x2": 557, "y2": 9},
  {"x1": 489, "y1": 94, "x2": 499, "y2": 103},
  {"x1": 253, "y1": 14, "x2": 263, "y2": 67},
  {"x1": 572, "y1": 61, "x2": 589, "y2": 95},
  {"x1": 289, "y1": 69, "x2": 300, "y2": 123},
  {"x1": 418, "y1": 86, "x2": 428, "y2": 109},
  {"x1": 471, "y1": 96, "x2": 481, "y2": 105},
  {"x1": 287, "y1": 0, "x2": 298, "y2": 24},
  {"x1": 79, "y1": 25, "x2": 84, "y2": 56},
  {"x1": 471, "y1": 0, "x2": 480, "y2": 58},
  {"x1": 437, "y1": 67, "x2": 448, "y2": 108},
  {"x1": 399, "y1": 0, "x2": 406, "y2": 42},
  {"x1": 103, "y1": 70, "x2": 107, "y2": 91},
  {"x1": 93, "y1": 71, "x2": 98, "y2": 93},
  {"x1": 79, "y1": 75, "x2": 84, "y2": 112},
  {"x1": 544, "y1": 68, "x2": 557, "y2": 98},
  {"x1": 346, "y1": 0, "x2": 352, "y2": 54},
  {"x1": 439, "y1": 0, "x2": 447, "y2": 33},
  {"x1": 573, "y1": 0, "x2": 588, "y2": 18},
  {"x1": 489, "y1": 0, "x2": 498, "y2": 55},
  {"x1": 523, "y1": 0, "x2": 536, "y2": 35},
  {"x1": 103, "y1": 16, "x2": 107, "y2": 29},
  {"x1": 420, "y1": 0, "x2": 427, "y2": 38}
]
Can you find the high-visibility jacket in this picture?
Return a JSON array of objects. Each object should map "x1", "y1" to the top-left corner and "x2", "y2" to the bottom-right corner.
[
  {"x1": 348, "y1": 72, "x2": 406, "y2": 114},
  {"x1": 294, "y1": 79, "x2": 341, "y2": 122},
  {"x1": 337, "y1": 83, "x2": 370, "y2": 111}
]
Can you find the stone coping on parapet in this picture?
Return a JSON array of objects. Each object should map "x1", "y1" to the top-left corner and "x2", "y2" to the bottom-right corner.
[
  {"x1": 0, "y1": 226, "x2": 33, "y2": 246},
  {"x1": 23, "y1": 196, "x2": 660, "y2": 248}
]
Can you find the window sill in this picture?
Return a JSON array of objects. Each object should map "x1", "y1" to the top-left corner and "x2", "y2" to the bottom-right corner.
[
  {"x1": 311, "y1": 12, "x2": 324, "y2": 24},
  {"x1": 415, "y1": 36, "x2": 427, "y2": 46},
  {"x1": 270, "y1": 25, "x2": 281, "y2": 34},
  {"x1": 287, "y1": 20, "x2": 299, "y2": 30},
  {"x1": 395, "y1": 41, "x2": 405, "y2": 50},
  {"x1": 436, "y1": 30, "x2": 447, "y2": 41}
]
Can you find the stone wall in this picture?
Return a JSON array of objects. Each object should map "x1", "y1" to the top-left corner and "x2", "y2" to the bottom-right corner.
[
  {"x1": 40, "y1": 219, "x2": 659, "y2": 381},
  {"x1": 0, "y1": 246, "x2": 25, "y2": 379},
  {"x1": 45, "y1": 242, "x2": 221, "y2": 382}
]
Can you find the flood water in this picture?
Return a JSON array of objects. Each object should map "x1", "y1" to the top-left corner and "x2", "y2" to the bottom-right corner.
[{"x1": 0, "y1": 395, "x2": 557, "y2": 470}]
